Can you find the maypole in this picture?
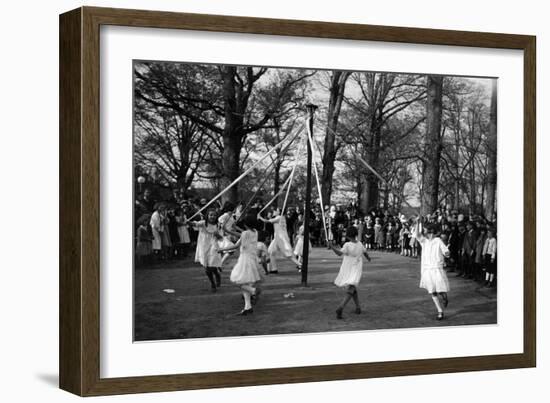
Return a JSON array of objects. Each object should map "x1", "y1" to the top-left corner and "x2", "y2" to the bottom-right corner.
[
  {"x1": 305, "y1": 119, "x2": 330, "y2": 245},
  {"x1": 301, "y1": 104, "x2": 317, "y2": 286}
]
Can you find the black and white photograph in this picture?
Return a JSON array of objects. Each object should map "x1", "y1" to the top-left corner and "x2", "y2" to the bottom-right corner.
[{"x1": 132, "y1": 60, "x2": 498, "y2": 341}]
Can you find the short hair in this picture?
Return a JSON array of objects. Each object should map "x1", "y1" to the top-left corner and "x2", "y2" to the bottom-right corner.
[
  {"x1": 241, "y1": 213, "x2": 259, "y2": 230},
  {"x1": 346, "y1": 226, "x2": 358, "y2": 239},
  {"x1": 221, "y1": 201, "x2": 235, "y2": 213},
  {"x1": 425, "y1": 223, "x2": 435, "y2": 233},
  {"x1": 206, "y1": 208, "x2": 218, "y2": 218}
]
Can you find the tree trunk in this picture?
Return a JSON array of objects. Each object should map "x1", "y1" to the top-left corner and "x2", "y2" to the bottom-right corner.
[
  {"x1": 220, "y1": 66, "x2": 245, "y2": 204},
  {"x1": 359, "y1": 123, "x2": 382, "y2": 214},
  {"x1": 383, "y1": 186, "x2": 389, "y2": 211},
  {"x1": 485, "y1": 79, "x2": 497, "y2": 221},
  {"x1": 470, "y1": 161, "x2": 476, "y2": 215},
  {"x1": 356, "y1": 175, "x2": 363, "y2": 213},
  {"x1": 454, "y1": 179, "x2": 460, "y2": 210},
  {"x1": 421, "y1": 75, "x2": 443, "y2": 215},
  {"x1": 321, "y1": 71, "x2": 350, "y2": 205}
]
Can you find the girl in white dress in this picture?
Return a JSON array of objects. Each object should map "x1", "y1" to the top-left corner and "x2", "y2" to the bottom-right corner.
[
  {"x1": 218, "y1": 214, "x2": 262, "y2": 316},
  {"x1": 149, "y1": 206, "x2": 165, "y2": 259},
  {"x1": 293, "y1": 224, "x2": 311, "y2": 270},
  {"x1": 175, "y1": 208, "x2": 191, "y2": 258},
  {"x1": 217, "y1": 202, "x2": 237, "y2": 267},
  {"x1": 258, "y1": 208, "x2": 301, "y2": 273},
  {"x1": 329, "y1": 226, "x2": 371, "y2": 319},
  {"x1": 412, "y1": 219, "x2": 451, "y2": 320},
  {"x1": 188, "y1": 209, "x2": 223, "y2": 292}
]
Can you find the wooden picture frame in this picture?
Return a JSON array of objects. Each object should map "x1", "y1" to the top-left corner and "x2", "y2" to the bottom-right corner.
[{"x1": 59, "y1": 6, "x2": 536, "y2": 396}]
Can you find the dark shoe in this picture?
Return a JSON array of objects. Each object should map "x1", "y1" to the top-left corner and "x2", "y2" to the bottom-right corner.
[
  {"x1": 270, "y1": 270, "x2": 278, "y2": 274},
  {"x1": 236, "y1": 308, "x2": 253, "y2": 316},
  {"x1": 354, "y1": 307, "x2": 362, "y2": 314},
  {"x1": 336, "y1": 308, "x2": 343, "y2": 319},
  {"x1": 211, "y1": 286, "x2": 217, "y2": 293},
  {"x1": 252, "y1": 288, "x2": 262, "y2": 305},
  {"x1": 436, "y1": 312, "x2": 444, "y2": 321}
]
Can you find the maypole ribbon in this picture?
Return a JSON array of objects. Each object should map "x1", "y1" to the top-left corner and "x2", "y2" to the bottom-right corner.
[
  {"x1": 357, "y1": 155, "x2": 387, "y2": 185},
  {"x1": 356, "y1": 155, "x2": 420, "y2": 213},
  {"x1": 281, "y1": 165, "x2": 296, "y2": 215},
  {"x1": 237, "y1": 126, "x2": 303, "y2": 221},
  {"x1": 257, "y1": 166, "x2": 295, "y2": 215},
  {"x1": 281, "y1": 130, "x2": 309, "y2": 214},
  {"x1": 258, "y1": 132, "x2": 307, "y2": 216},
  {"x1": 305, "y1": 120, "x2": 330, "y2": 244},
  {"x1": 187, "y1": 126, "x2": 303, "y2": 221}
]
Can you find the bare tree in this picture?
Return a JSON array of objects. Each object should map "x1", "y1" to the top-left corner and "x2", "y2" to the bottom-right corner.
[
  {"x1": 135, "y1": 62, "x2": 313, "y2": 203},
  {"x1": 421, "y1": 75, "x2": 444, "y2": 215},
  {"x1": 485, "y1": 79, "x2": 498, "y2": 220},
  {"x1": 134, "y1": 102, "x2": 217, "y2": 190},
  {"x1": 344, "y1": 72, "x2": 425, "y2": 213},
  {"x1": 321, "y1": 71, "x2": 351, "y2": 204}
]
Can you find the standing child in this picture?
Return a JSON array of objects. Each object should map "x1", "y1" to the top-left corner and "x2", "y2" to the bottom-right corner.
[
  {"x1": 161, "y1": 209, "x2": 173, "y2": 259},
  {"x1": 386, "y1": 221, "x2": 396, "y2": 252},
  {"x1": 482, "y1": 228, "x2": 497, "y2": 287},
  {"x1": 400, "y1": 223, "x2": 411, "y2": 256},
  {"x1": 356, "y1": 218, "x2": 364, "y2": 246},
  {"x1": 150, "y1": 206, "x2": 165, "y2": 261},
  {"x1": 326, "y1": 205, "x2": 336, "y2": 248},
  {"x1": 410, "y1": 225, "x2": 419, "y2": 258},
  {"x1": 188, "y1": 209, "x2": 223, "y2": 292},
  {"x1": 413, "y1": 219, "x2": 451, "y2": 320},
  {"x1": 293, "y1": 224, "x2": 312, "y2": 271},
  {"x1": 136, "y1": 215, "x2": 152, "y2": 266},
  {"x1": 219, "y1": 214, "x2": 262, "y2": 315},
  {"x1": 474, "y1": 227, "x2": 487, "y2": 282},
  {"x1": 175, "y1": 208, "x2": 191, "y2": 258},
  {"x1": 329, "y1": 226, "x2": 371, "y2": 319},
  {"x1": 364, "y1": 221, "x2": 374, "y2": 250},
  {"x1": 374, "y1": 217, "x2": 384, "y2": 250}
]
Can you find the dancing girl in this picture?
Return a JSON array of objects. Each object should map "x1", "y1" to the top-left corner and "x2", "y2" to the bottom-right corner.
[
  {"x1": 329, "y1": 226, "x2": 371, "y2": 320},
  {"x1": 257, "y1": 207, "x2": 301, "y2": 273},
  {"x1": 219, "y1": 213, "x2": 262, "y2": 316},
  {"x1": 413, "y1": 218, "x2": 451, "y2": 320}
]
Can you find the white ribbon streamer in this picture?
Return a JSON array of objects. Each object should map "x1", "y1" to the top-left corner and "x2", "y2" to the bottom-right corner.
[{"x1": 187, "y1": 127, "x2": 303, "y2": 221}]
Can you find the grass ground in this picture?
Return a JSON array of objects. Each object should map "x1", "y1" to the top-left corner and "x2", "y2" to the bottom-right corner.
[{"x1": 134, "y1": 248, "x2": 497, "y2": 341}]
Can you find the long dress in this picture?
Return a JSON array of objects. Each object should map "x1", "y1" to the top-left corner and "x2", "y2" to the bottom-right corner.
[
  {"x1": 374, "y1": 223, "x2": 384, "y2": 245},
  {"x1": 417, "y1": 235, "x2": 450, "y2": 293},
  {"x1": 334, "y1": 241, "x2": 366, "y2": 287},
  {"x1": 161, "y1": 215, "x2": 172, "y2": 247},
  {"x1": 230, "y1": 230, "x2": 261, "y2": 285},
  {"x1": 175, "y1": 215, "x2": 191, "y2": 244},
  {"x1": 194, "y1": 221, "x2": 222, "y2": 268},
  {"x1": 150, "y1": 211, "x2": 163, "y2": 251},
  {"x1": 136, "y1": 225, "x2": 152, "y2": 256},
  {"x1": 268, "y1": 215, "x2": 294, "y2": 258},
  {"x1": 293, "y1": 226, "x2": 311, "y2": 257},
  {"x1": 218, "y1": 212, "x2": 236, "y2": 250}
]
